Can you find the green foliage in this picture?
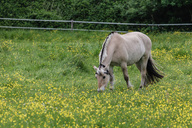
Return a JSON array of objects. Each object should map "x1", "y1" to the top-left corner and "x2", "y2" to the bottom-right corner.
[{"x1": 0, "y1": 0, "x2": 191, "y2": 31}]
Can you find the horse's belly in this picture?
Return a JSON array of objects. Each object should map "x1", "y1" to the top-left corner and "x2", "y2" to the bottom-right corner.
[
  {"x1": 127, "y1": 50, "x2": 144, "y2": 64},
  {"x1": 126, "y1": 56, "x2": 142, "y2": 65},
  {"x1": 111, "y1": 53, "x2": 142, "y2": 66},
  {"x1": 111, "y1": 46, "x2": 144, "y2": 66},
  {"x1": 111, "y1": 57, "x2": 140, "y2": 66}
]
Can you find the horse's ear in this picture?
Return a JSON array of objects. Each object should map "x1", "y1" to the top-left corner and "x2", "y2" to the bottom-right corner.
[{"x1": 93, "y1": 66, "x2": 98, "y2": 71}]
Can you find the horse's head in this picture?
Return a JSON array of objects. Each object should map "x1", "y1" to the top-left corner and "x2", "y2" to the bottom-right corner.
[{"x1": 93, "y1": 66, "x2": 110, "y2": 92}]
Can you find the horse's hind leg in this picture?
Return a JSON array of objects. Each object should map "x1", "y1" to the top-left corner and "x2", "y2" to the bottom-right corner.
[
  {"x1": 121, "y1": 62, "x2": 133, "y2": 89},
  {"x1": 136, "y1": 56, "x2": 148, "y2": 89}
]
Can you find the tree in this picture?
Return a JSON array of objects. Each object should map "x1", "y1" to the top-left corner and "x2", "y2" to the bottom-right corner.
[{"x1": 162, "y1": 0, "x2": 192, "y2": 22}]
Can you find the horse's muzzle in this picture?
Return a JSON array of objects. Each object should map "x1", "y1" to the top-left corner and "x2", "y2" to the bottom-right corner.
[{"x1": 97, "y1": 86, "x2": 105, "y2": 92}]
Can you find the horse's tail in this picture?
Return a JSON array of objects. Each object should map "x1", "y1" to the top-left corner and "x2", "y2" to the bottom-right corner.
[{"x1": 146, "y1": 56, "x2": 164, "y2": 84}]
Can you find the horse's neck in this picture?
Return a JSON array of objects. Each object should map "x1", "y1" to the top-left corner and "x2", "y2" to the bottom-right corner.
[{"x1": 101, "y1": 41, "x2": 116, "y2": 67}]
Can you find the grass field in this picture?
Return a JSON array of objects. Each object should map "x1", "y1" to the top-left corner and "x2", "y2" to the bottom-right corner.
[{"x1": 0, "y1": 29, "x2": 191, "y2": 127}]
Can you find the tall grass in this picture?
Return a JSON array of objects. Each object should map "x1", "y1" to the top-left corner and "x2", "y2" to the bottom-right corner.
[{"x1": 0, "y1": 29, "x2": 191, "y2": 127}]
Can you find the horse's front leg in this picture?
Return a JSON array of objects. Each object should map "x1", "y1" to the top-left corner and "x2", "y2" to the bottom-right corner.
[
  {"x1": 109, "y1": 66, "x2": 114, "y2": 90},
  {"x1": 121, "y1": 63, "x2": 133, "y2": 89}
]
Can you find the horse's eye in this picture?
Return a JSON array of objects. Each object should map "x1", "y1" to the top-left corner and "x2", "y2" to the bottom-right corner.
[{"x1": 103, "y1": 76, "x2": 106, "y2": 79}]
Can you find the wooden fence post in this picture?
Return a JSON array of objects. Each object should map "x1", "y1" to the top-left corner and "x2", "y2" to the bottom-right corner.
[{"x1": 71, "y1": 20, "x2": 73, "y2": 31}]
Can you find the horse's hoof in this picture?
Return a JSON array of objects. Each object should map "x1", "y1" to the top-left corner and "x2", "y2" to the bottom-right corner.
[
  {"x1": 127, "y1": 87, "x2": 133, "y2": 90},
  {"x1": 127, "y1": 85, "x2": 133, "y2": 89},
  {"x1": 109, "y1": 86, "x2": 114, "y2": 90},
  {"x1": 138, "y1": 86, "x2": 143, "y2": 90}
]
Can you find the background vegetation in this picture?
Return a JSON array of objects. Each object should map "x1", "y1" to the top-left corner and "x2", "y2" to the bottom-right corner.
[
  {"x1": 0, "y1": 0, "x2": 191, "y2": 127},
  {"x1": 0, "y1": 29, "x2": 191, "y2": 127},
  {"x1": 0, "y1": 0, "x2": 191, "y2": 31}
]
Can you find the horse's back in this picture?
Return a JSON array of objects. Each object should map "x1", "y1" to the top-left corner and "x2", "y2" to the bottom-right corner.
[
  {"x1": 110, "y1": 32, "x2": 152, "y2": 65},
  {"x1": 119, "y1": 32, "x2": 152, "y2": 53},
  {"x1": 123, "y1": 32, "x2": 151, "y2": 47}
]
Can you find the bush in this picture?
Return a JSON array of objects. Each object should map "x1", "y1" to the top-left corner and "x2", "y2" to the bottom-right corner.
[{"x1": 0, "y1": 0, "x2": 191, "y2": 31}]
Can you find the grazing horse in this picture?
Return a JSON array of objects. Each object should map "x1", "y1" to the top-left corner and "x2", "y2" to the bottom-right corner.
[{"x1": 94, "y1": 32, "x2": 164, "y2": 92}]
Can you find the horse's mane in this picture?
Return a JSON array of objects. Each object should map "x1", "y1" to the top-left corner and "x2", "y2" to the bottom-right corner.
[{"x1": 99, "y1": 32, "x2": 115, "y2": 66}]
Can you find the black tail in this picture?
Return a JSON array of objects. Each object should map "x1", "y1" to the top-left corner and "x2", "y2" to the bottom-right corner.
[{"x1": 146, "y1": 57, "x2": 164, "y2": 84}]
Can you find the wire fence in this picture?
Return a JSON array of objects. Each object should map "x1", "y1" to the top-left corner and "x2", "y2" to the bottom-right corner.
[{"x1": 0, "y1": 18, "x2": 192, "y2": 33}]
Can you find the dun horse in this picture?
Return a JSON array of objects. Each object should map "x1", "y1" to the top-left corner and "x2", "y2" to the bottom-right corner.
[{"x1": 94, "y1": 32, "x2": 164, "y2": 92}]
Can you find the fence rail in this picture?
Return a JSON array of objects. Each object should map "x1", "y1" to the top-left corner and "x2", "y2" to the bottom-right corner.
[{"x1": 0, "y1": 18, "x2": 192, "y2": 32}]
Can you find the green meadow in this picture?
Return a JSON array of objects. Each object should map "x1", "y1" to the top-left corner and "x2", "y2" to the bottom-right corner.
[{"x1": 0, "y1": 29, "x2": 191, "y2": 127}]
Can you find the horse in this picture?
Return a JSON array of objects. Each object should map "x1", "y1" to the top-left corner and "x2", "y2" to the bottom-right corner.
[{"x1": 93, "y1": 32, "x2": 164, "y2": 92}]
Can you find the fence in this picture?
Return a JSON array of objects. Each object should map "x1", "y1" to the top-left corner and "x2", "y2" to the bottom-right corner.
[{"x1": 0, "y1": 18, "x2": 192, "y2": 33}]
